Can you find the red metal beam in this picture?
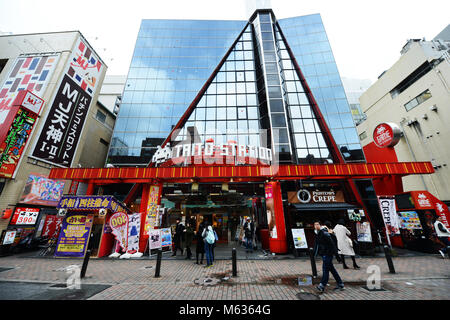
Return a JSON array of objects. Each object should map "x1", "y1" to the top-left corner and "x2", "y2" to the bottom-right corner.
[{"x1": 49, "y1": 162, "x2": 434, "y2": 184}]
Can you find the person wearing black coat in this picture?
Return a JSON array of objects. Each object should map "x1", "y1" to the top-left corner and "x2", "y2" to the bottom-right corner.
[
  {"x1": 195, "y1": 222, "x2": 205, "y2": 264},
  {"x1": 172, "y1": 219, "x2": 185, "y2": 256},
  {"x1": 314, "y1": 220, "x2": 344, "y2": 293}
]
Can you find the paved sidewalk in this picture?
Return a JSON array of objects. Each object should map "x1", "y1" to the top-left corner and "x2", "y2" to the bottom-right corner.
[{"x1": 0, "y1": 253, "x2": 448, "y2": 300}]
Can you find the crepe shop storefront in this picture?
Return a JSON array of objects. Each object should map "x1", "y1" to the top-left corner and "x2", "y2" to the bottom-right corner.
[{"x1": 54, "y1": 195, "x2": 140, "y2": 259}]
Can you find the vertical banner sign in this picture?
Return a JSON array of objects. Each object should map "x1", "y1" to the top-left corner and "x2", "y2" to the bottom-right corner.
[
  {"x1": 0, "y1": 108, "x2": 36, "y2": 178},
  {"x1": 110, "y1": 212, "x2": 129, "y2": 251},
  {"x1": 378, "y1": 197, "x2": 401, "y2": 237},
  {"x1": 145, "y1": 185, "x2": 161, "y2": 235},
  {"x1": 127, "y1": 213, "x2": 140, "y2": 254},
  {"x1": 55, "y1": 214, "x2": 93, "y2": 257},
  {"x1": 41, "y1": 215, "x2": 64, "y2": 239},
  {"x1": 31, "y1": 37, "x2": 104, "y2": 167},
  {"x1": 0, "y1": 55, "x2": 59, "y2": 125}
]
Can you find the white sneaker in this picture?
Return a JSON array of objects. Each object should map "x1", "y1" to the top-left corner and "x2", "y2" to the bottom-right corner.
[{"x1": 438, "y1": 250, "x2": 445, "y2": 258}]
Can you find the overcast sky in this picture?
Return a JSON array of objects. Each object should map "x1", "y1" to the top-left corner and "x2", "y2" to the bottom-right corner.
[{"x1": 0, "y1": 0, "x2": 449, "y2": 83}]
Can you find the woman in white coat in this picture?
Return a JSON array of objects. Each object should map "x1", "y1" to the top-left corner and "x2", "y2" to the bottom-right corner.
[{"x1": 334, "y1": 219, "x2": 360, "y2": 269}]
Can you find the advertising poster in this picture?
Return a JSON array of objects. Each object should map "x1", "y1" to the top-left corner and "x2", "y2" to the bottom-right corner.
[
  {"x1": 110, "y1": 212, "x2": 129, "y2": 251},
  {"x1": 265, "y1": 183, "x2": 276, "y2": 239},
  {"x1": 378, "y1": 197, "x2": 401, "y2": 236},
  {"x1": 9, "y1": 207, "x2": 40, "y2": 225},
  {"x1": 31, "y1": 36, "x2": 104, "y2": 167},
  {"x1": 55, "y1": 214, "x2": 93, "y2": 257},
  {"x1": 41, "y1": 215, "x2": 64, "y2": 239},
  {"x1": 356, "y1": 222, "x2": 373, "y2": 242},
  {"x1": 127, "y1": 213, "x2": 140, "y2": 253},
  {"x1": 398, "y1": 211, "x2": 422, "y2": 230},
  {"x1": 0, "y1": 54, "x2": 59, "y2": 126},
  {"x1": 0, "y1": 108, "x2": 36, "y2": 178},
  {"x1": 160, "y1": 228, "x2": 172, "y2": 247},
  {"x1": 291, "y1": 228, "x2": 308, "y2": 249},
  {"x1": 3, "y1": 230, "x2": 17, "y2": 245},
  {"x1": 149, "y1": 229, "x2": 162, "y2": 250},
  {"x1": 145, "y1": 185, "x2": 161, "y2": 234},
  {"x1": 19, "y1": 173, "x2": 65, "y2": 206}
]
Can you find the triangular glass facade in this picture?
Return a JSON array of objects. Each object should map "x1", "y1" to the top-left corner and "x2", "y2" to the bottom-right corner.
[{"x1": 165, "y1": 10, "x2": 339, "y2": 166}]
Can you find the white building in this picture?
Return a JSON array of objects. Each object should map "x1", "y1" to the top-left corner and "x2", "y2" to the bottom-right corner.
[{"x1": 357, "y1": 30, "x2": 450, "y2": 204}]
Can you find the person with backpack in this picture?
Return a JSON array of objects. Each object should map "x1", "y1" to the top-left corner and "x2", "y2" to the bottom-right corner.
[
  {"x1": 202, "y1": 224, "x2": 216, "y2": 268},
  {"x1": 313, "y1": 220, "x2": 345, "y2": 293}
]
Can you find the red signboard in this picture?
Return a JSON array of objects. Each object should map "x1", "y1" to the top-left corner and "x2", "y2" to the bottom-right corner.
[
  {"x1": 41, "y1": 215, "x2": 63, "y2": 239},
  {"x1": 373, "y1": 123, "x2": 402, "y2": 148},
  {"x1": 9, "y1": 207, "x2": 40, "y2": 225}
]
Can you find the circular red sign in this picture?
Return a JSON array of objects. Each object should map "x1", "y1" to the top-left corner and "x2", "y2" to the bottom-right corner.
[{"x1": 373, "y1": 123, "x2": 401, "y2": 148}]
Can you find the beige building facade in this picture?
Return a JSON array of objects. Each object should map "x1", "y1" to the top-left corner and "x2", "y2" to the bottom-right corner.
[
  {"x1": 0, "y1": 31, "x2": 112, "y2": 234},
  {"x1": 357, "y1": 37, "x2": 450, "y2": 203}
]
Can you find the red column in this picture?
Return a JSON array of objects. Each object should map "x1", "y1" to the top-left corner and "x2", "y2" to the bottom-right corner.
[
  {"x1": 265, "y1": 181, "x2": 288, "y2": 254},
  {"x1": 86, "y1": 182, "x2": 95, "y2": 195},
  {"x1": 138, "y1": 183, "x2": 163, "y2": 253}
]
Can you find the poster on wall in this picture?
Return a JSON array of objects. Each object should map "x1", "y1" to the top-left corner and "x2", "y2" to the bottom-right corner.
[
  {"x1": 356, "y1": 222, "x2": 373, "y2": 242},
  {"x1": 3, "y1": 230, "x2": 17, "y2": 245},
  {"x1": 9, "y1": 207, "x2": 40, "y2": 225},
  {"x1": 398, "y1": 211, "x2": 422, "y2": 230},
  {"x1": 19, "y1": 173, "x2": 65, "y2": 206},
  {"x1": 291, "y1": 229, "x2": 308, "y2": 249},
  {"x1": 145, "y1": 185, "x2": 161, "y2": 235},
  {"x1": 0, "y1": 54, "x2": 59, "y2": 126},
  {"x1": 378, "y1": 197, "x2": 401, "y2": 236},
  {"x1": 149, "y1": 229, "x2": 162, "y2": 250},
  {"x1": 265, "y1": 183, "x2": 277, "y2": 239},
  {"x1": 30, "y1": 36, "x2": 104, "y2": 167},
  {"x1": 55, "y1": 214, "x2": 93, "y2": 257},
  {"x1": 160, "y1": 228, "x2": 172, "y2": 247},
  {"x1": 0, "y1": 108, "x2": 36, "y2": 178},
  {"x1": 109, "y1": 212, "x2": 129, "y2": 252},
  {"x1": 127, "y1": 213, "x2": 140, "y2": 254}
]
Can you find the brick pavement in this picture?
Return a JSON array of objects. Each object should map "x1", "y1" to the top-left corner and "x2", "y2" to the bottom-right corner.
[{"x1": 0, "y1": 254, "x2": 448, "y2": 300}]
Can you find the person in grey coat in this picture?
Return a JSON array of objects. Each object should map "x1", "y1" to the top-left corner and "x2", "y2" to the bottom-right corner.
[{"x1": 334, "y1": 219, "x2": 360, "y2": 269}]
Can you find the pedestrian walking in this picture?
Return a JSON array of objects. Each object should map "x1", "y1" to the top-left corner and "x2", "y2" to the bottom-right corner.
[
  {"x1": 171, "y1": 218, "x2": 185, "y2": 256},
  {"x1": 184, "y1": 222, "x2": 195, "y2": 260},
  {"x1": 324, "y1": 221, "x2": 342, "y2": 263},
  {"x1": 334, "y1": 219, "x2": 360, "y2": 269},
  {"x1": 434, "y1": 216, "x2": 450, "y2": 258},
  {"x1": 195, "y1": 221, "x2": 205, "y2": 264},
  {"x1": 202, "y1": 224, "x2": 216, "y2": 268},
  {"x1": 313, "y1": 220, "x2": 345, "y2": 293},
  {"x1": 243, "y1": 218, "x2": 255, "y2": 253}
]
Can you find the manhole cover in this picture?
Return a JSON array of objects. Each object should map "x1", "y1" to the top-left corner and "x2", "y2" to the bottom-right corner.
[
  {"x1": 296, "y1": 292, "x2": 320, "y2": 300},
  {"x1": 194, "y1": 277, "x2": 220, "y2": 286},
  {"x1": 49, "y1": 283, "x2": 69, "y2": 289},
  {"x1": 362, "y1": 286, "x2": 387, "y2": 292}
]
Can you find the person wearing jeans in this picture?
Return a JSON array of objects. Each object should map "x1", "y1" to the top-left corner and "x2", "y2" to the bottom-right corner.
[
  {"x1": 313, "y1": 220, "x2": 345, "y2": 292},
  {"x1": 202, "y1": 225, "x2": 215, "y2": 268}
]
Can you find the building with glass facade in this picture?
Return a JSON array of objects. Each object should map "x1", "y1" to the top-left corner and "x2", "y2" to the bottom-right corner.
[{"x1": 108, "y1": 12, "x2": 365, "y2": 166}]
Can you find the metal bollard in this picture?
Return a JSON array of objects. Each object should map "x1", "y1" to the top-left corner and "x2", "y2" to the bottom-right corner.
[
  {"x1": 80, "y1": 249, "x2": 91, "y2": 279},
  {"x1": 154, "y1": 249, "x2": 162, "y2": 278},
  {"x1": 383, "y1": 245, "x2": 396, "y2": 274},
  {"x1": 447, "y1": 246, "x2": 450, "y2": 259},
  {"x1": 232, "y1": 248, "x2": 237, "y2": 277},
  {"x1": 308, "y1": 248, "x2": 318, "y2": 278}
]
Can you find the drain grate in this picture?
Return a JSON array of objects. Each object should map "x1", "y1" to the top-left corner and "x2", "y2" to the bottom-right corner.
[{"x1": 296, "y1": 292, "x2": 320, "y2": 300}]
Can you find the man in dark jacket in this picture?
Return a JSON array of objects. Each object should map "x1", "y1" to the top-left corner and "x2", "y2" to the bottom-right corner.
[
  {"x1": 314, "y1": 220, "x2": 344, "y2": 292},
  {"x1": 172, "y1": 219, "x2": 185, "y2": 256},
  {"x1": 243, "y1": 218, "x2": 255, "y2": 253}
]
